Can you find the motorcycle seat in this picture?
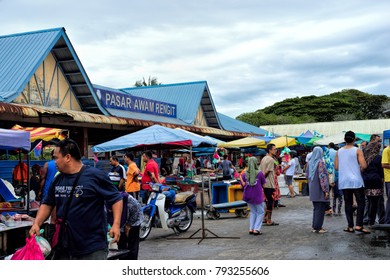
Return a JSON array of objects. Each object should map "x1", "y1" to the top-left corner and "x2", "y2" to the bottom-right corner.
[{"x1": 174, "y1": 191, "x2": 195, "y2": 204}]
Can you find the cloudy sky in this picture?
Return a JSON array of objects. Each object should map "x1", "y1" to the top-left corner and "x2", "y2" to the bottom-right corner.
[{"x1": 1, "y1": 0, "x2": 389, "y2": 118}]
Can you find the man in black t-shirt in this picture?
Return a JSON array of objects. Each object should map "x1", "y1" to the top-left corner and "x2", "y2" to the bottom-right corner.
[{"x1": 30, "y1": 139, "x2": 123, "y2": 260}]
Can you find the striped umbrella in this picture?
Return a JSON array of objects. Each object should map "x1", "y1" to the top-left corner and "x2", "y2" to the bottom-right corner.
[{"x1": 11, "y1": 124, "x2": 67, "y2": 142}]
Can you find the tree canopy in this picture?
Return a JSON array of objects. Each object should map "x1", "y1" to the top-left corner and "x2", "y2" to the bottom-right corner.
[
  {"x1": 236, "y1": 89, "x2": 389, "y2": 126},
  {"x1": 134, "y1": 76, "x2": 162, "y2": 87}
]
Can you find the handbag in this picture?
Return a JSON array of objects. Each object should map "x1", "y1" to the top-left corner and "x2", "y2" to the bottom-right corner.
[{"x1": 51, "y1": 166, "x2": 86, "y2": 250}]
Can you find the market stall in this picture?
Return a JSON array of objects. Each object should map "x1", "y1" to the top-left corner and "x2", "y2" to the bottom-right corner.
[
  {"x1": 0, "y1": 128, "x2": 31, "y2": 212},
  {"x1": 0, "y1": 128, "x2": 33, "y2": 257}
]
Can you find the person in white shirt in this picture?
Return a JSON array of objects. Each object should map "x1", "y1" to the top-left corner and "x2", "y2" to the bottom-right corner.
[{"x1": 283, "y1": 153, "x2": 297, "y2": 198}]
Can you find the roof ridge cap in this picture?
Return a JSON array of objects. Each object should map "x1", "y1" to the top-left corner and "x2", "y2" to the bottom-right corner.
[{"x1": 0, "y1": 27, "x2": 64, "y2": 39}]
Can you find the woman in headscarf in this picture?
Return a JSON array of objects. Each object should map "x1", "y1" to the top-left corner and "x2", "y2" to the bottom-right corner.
[
  {"x1": 362, "y1": 141, "x2": 384, "y2": 227},
  {"x1": 306, "y1": 146, "x2": 330, "y2": 233},
  {"x1": 241, "y1": 156, "x2": 266, "y2": 235}
]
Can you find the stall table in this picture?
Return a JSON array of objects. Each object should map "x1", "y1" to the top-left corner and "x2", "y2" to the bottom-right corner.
[
  {"x1": 293, "y1": 175, "x2": 307, "y2": 193},
  {"x1": 0, "y1": 220, "x2": 34, "y2": 257}
]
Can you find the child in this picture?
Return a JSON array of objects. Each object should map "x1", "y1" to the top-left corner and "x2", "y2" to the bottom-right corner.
[{"x1": 332, "y1": 170, "x2": 343, "y2": 216}]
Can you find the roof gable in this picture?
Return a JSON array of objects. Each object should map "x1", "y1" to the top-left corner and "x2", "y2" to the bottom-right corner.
[
  {"x1": 0, "y1": 27, "x2": 106, "y2": 114},
  {"x1": 120, "y1": 81, "x2": 221, "y2": 127}
]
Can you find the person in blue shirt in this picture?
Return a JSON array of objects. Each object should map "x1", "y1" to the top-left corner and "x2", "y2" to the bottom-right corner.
[{"x1": 30, "y1": 138, "x2": 123, "y2": 260}]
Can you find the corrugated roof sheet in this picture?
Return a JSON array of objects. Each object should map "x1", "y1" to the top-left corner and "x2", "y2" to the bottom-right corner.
[
  {"x1": 120, "y1": 81, "x2": 221, "y2": 127},
  {"x1": 0, "y1": 28, "x2": 63, "y2": 101},
  {"x1": 260, "y1": 119, "x2": 390, "y2": 137},
  {"x1": 0, "y1": 27, "x2": 106, "y2": 115},
  {"x1": 218, "y1": 112, "x2": 268, "y2": 135},
  {"x1": 0, "y1": 102, "x2": 253, "y2": 138}
]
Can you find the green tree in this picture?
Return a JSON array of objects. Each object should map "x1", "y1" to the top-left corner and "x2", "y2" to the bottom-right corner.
[
  {"x1": 236, "y1": 89, "x2": 390, "y2": 126},
  {"x1": 134, "y1": 76, "x2": 162, "y2": 87}
]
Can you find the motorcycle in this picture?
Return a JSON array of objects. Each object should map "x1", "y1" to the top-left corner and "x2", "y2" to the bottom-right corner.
[{"x1": 139, "y1": 183, "x2": 197, "y2": 241}]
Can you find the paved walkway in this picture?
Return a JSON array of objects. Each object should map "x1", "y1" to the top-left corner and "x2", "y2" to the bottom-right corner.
[{"x1": 138, "y1": 195, "x2": 390, "y2": 260}]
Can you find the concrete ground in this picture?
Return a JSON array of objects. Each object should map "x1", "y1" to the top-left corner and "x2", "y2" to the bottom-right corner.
[{"x1": 138, "y1": 195, "x2": 390, "y2": 260}]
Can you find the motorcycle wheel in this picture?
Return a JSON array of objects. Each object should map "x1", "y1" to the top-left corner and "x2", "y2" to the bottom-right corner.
[
  {"x1": 139, "y1": 213, "x2": 152, "y2": 241},
  {"x1": 174, "y1": 206, "x2": 193, "y2": 232}
]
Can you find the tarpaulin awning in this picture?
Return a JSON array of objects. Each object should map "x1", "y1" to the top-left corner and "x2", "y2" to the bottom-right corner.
[
  {"x1": 217, "y1": 137, "x2": 266, "y2": 148},
  {"x1": 92, "y1": 125, "x2": 206, "y2": 152},
  {"x1": 314, "y1": 132, "x2": 366, "y2": 145},
  {"x1": 258, "y1": 136, "x2": 297, "y2": 148},
  {"x1": 11, "y1": 124, "x2": 67, "y2": 142},
  {"x1": 0, "y1": 128, "x2": 31, "y2": 152},
  {"x1": 174, "y1": 128, "x2": 217, "y2": 146},
  {"x1": 204, "y1": 135, "x2": 226, "y2": 144}
]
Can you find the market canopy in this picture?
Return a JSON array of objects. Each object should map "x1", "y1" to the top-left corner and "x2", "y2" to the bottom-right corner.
[
  {"x1": 355, "y1": 133, "x2": 371, "y2": 142},
  {"x1": 174, "y1": 128, "x2": 217, "y2": 146},
  {"x1": 91, "y1": 125, "x2": 214, "y2": 152},
  {"x1": 204, "y1": 135, "x2": 226, "y2": 144},
  {"x1": 0, "y1": 128, "x2": 31, "y2": 152},
  {"x1": 258, "y1": 136, "x2": 297, "y2": 148},
  {"x1": 313, "y1": 132, "x2": 366, "y2": 145},
  {"x1": 217, "y1": 137, "x2": 266, "y2": 148},
  {"x1": 11, "y1": 124, "x2": 67, "y2": 142}
]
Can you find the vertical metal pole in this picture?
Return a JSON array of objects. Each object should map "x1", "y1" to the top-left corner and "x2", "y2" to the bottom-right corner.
[
  {"x1": 201, "y1": 174, "x2": 205, "y2": 238},
  {"x1": 26, "y1": 155, "x2": 30, "y2": 214}
]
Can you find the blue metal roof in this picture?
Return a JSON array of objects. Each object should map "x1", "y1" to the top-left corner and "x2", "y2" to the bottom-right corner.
[
  {"x1": 0, "y1": 28, "x2": 63, "y2": 101},
  {"x1": 217, "y1": 112, "x2": 268, "y2": 135},
  {"x1": 120, "y1": 81, "x2": 221, "y2": 127},
  {"x1": 0, "y1": 27, "x2": 107, "y2": 114},
  {"x1": 96, "y1": 83, "x2": 266, "y2": 135}
]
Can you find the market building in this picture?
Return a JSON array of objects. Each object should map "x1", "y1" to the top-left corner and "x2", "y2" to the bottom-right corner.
[
  {"x1": 261, "y1": 119, "x2": 390, "y2": 138},
  {"x1": 0, "y1": 27, "x2": 267, "y2": 157}
]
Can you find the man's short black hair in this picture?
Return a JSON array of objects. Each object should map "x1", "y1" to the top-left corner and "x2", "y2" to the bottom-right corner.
[
  {"x1": 110, "y1": 156, "x2": 119, "y2": 162},
  {"x1": 344, "y1": 131, "x2": 356, "y2": 144},
  {"x1": 328, "y1": 142, "x2": 335, "y2": 149},
  {"x1": 125, "y1": 152, "x2": 135, "y2": 161},
  {"x1": 56, "y1": 138, "x2": 82, "y2": 160},
  {"x1": 266, "y1": 143, "x2": 276, "y2": 153},
  {"x1": 370, "y1": 134, "x2": 380, "y2": 142},
  {"x1": 143, "y1": 150, "x2": 153, "y2": 159}
]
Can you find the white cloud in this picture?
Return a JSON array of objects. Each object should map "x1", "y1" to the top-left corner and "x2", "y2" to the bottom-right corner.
[{"x1": 1, "y1": 0, "x2": 389, "y2": 118}]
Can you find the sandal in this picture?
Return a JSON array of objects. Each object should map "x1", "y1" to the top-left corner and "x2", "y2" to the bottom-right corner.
[
  {"x1": 343, "y1": 227, "x2": 355, "y2": 233},
  {"x1": 355, "y1": 227, "x2": 370, "y2": 234},
  {"x1": 253, "y1": 231, "x2": 263, "y2": 235},
  {"x1": 249, "y1": 230, "x2": 254, "y2": 235},
  {"x1": 266, "y1": 221, "x2": 279, "y2": 226}
]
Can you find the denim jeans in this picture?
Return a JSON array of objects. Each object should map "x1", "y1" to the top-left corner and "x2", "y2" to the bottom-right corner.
[{"x1": 248, "y1": 202, "x2": 265, "y2": 231}]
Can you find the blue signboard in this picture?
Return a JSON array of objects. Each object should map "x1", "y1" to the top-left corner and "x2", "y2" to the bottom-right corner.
[{"x1": 96, "y1": 88, "x2": 177, "y2": 118}]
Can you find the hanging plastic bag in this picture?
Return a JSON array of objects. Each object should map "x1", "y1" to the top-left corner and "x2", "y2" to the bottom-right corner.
[
  {"x1": 11, "y1": 235, "x2": 45, "y2": 260},
  {"x1": 35, "y1": 229, "x2": 51, "y2": 257}
]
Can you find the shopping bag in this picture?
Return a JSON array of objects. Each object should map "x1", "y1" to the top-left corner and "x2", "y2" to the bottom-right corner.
[
  {"x1": 11, "y1": 235, "x2": 45, "y2": 260},
  {"x1": 35, "y1": 230, "x2": 51, "y2": 257}
]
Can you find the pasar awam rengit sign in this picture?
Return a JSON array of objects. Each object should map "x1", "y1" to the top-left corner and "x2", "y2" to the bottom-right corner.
[{"x1": 96, "y1": 88, "x2": 177, "y2": 118}]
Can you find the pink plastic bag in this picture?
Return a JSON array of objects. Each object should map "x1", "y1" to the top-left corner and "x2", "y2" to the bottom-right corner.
[{"x1": 11, "y1": 235, "x2": 45, "y2": 260}]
